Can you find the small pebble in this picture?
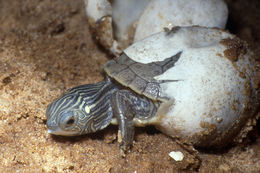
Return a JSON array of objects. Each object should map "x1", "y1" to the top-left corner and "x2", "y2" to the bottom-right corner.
[{"x1": 169, "y1": 151, "x2": 184, "y2": 161}]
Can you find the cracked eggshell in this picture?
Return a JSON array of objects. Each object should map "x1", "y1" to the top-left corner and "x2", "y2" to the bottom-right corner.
[
  {"x1": 124, "y1": 26, "x2": 259, "y2": 148},
  {"x1": 84, "y1": 0, "x2": 151, "y2": 55},
  {"x1": 84, "y1": 0, "x2": 121, "y2": 55},
  {"x1": 85, "y1": 0, "x2": 228, "y2": 55}
]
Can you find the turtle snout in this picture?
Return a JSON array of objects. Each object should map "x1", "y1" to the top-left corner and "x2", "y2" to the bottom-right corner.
[
  {"x1": 45, "y1": 102, "x2": 59, "y2": 129},
  {"x1": 46, "y1": 118, "x2": 57, "y2": 130},
  {"x1": 46, "y1": 103, "x2": 54, "y2": 119}
]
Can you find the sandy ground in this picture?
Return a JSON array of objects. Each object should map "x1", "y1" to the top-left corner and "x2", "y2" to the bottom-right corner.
[{"x1": 0, "y1": 0, "x2": 259, "y2": 172}]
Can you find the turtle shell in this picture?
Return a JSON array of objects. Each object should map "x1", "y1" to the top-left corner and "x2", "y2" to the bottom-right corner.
[{"x1": 103, "y1": 52, "x2": 181, "y2": 101}]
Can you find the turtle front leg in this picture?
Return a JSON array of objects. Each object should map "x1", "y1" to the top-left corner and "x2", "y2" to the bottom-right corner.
[
  {"x1": 111, "y1": 90, "x2": 157, "y2": 156},
  {"x1": 111, "y1": 90, "x2": 135, "y2": 155}
]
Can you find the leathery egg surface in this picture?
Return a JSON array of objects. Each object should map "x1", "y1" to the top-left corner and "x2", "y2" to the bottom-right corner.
[
  {"x1": 124, "y1": 26, "x2": 259, "y2": 148},
  {"x1": 84, "y1": 0, "x2": 228, "y2": 55}
]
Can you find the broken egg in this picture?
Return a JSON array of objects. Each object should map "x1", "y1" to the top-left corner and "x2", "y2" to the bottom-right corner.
[{"x1": 123, "y1": 26, "x2": 259, "y2": 148}]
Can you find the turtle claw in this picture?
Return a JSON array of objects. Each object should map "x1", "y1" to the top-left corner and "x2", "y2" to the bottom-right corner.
[
  {"x1": 119, "y1": 146, "x2": 127, "y2": 157},
  {"x1": 119, "y1": 143, "x2": 132, "y2": 157},
  {"x1": 118, "y1": 130, "x2": 131, "y2": 157}
]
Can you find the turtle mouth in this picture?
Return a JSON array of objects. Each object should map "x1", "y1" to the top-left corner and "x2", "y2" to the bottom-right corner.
[{"x1": 47, "y1": 127, "x2": 79, "y2": 136}]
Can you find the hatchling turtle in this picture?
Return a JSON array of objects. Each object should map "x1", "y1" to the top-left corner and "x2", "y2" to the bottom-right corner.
[
  {"x1": 46, "y1": 47, "x2": 181, "y2": 152},
  {"x1": 46, "y1": 26, "x2": 259, "y2": 154}
]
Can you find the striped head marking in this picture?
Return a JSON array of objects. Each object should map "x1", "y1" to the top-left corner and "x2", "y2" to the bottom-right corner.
[{"x1": 46, "y1": 78, "x2": 117, "y2": 136}]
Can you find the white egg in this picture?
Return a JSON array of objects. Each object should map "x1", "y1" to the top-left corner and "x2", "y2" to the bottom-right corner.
[
  {"x1": 85, "y1": 0, "x2": 228, "y2": 55},
  {"x1": 134, "y1": 0, "x2": 228, "y2": 41},
  {"x1": 123, "y1": 26, "x2": 259, "y2": 148}
]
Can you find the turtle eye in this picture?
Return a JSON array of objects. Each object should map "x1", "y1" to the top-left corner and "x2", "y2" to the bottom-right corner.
[{"x1": 66, "y1": 117, "x2": 75, "y2": 127}]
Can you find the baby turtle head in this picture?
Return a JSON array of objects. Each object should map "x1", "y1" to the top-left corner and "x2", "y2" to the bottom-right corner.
[
  {"x1": 46, "y1": 79, "x2": 117, "y2": 136},
  {"x1": 46, "y1": 104, "x2": 85, "y2": 136}
]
